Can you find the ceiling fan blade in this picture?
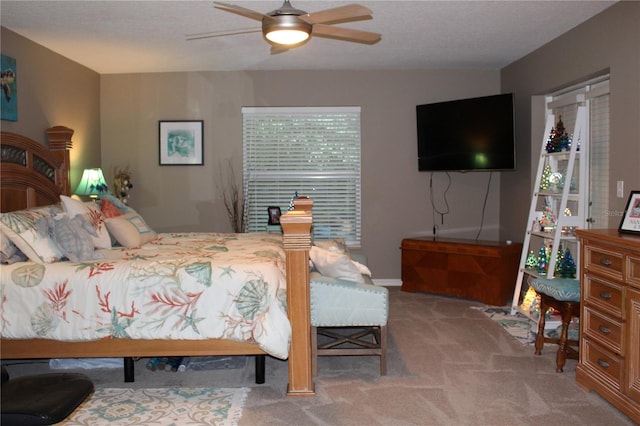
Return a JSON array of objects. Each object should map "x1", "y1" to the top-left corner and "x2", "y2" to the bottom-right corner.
[
  {"x1": 312, "y1": 24, "x2": 381, "y2": 45},
  {"x1": 270, "y1": 44, "x2": 291, "y2": 55},
  {"x1": 303, "y1": 4, "x2": 372, "y2": 25},
  {"x1": 213, "y1": 1, "x2": 272, "y2": 22},
  {"x1": 186, "y1": 27, "x2": 261, "y2": 41}
]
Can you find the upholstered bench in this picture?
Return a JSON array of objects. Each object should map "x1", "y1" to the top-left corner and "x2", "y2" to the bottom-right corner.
[
  {"x1": 309, "y1": 256, "x2": 389, "y2": 375},
  {"x1": 530, "y1": 277, "x2": 581, "y2": 372}
]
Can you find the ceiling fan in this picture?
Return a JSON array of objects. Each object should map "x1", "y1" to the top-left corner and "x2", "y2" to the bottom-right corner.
[{"x1": 187, "y1": 1, "x2": 381, "y2": 51}]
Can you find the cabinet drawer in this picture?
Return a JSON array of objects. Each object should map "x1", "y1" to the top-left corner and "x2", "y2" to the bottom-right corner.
[
  {"x1": 583, "y1": 275, "x2": 624, "y2": 318},
  {"x1": 582, "y1": 338, "x2": 623, "y2": 390},
  {"x1": 583, "y1": 307, "x2": 624, "y2": 354},
  {"x1": 628, "y1": 255, "x2": 640, "y2": 288},
  {"x1": 584, "y1": 245, "x2": 624, "y2": 280}
]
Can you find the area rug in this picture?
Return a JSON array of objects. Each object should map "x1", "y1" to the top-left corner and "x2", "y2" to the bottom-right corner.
[
  {"x1": 475, "y1": 306, "x2": 579, "y2": 346},
  {"x1": 60, "y1": 386, "x2": 249, "y2": 426},
  {"x1": 474, "y1": 306, "x2": 537, "y2": 345}
]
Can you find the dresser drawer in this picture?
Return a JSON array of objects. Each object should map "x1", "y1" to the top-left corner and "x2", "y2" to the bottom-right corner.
[
  {"x1": 583, "y1": 307, "x2": 624, "y2": 354},
  {"x1": 584, "y1": 245, "x2": 624, "y2": 280},
  {"x1": 582, "y1": 338, "x2": 623, "y2": 390},
  {"x1": 583, "y1": 275, "x2": 624, "y2": 318},
  {"x1": 628, "y1": 255, "x2": 640, "y2": 288}
]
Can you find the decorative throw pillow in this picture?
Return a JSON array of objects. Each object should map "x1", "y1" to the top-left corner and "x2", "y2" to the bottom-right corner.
[
  {"x1": 40, "y1": 214, "x2": 104, "y2": 262},
  {"x1": 314, "y1": 238, "x2": 350, "y2": 256},
  {"x1": 352, "y1": 259, "x2": 372, "y2": 277},
  {"x1": 309, "y1": 246, "x2": 364, "y2": 283},
  {"x1": 0, "y1": 229, "x2": 27, "y2": 264},
  {"x1": 100, "y1": 198, "x2": 122, "y2": 218},
  {"x1": 0, "y1": 205, "x2": 65, "y2": 263},
  {"x1": 105, "y1": 212, "x2": 157, "y2": 248},
  {"x1": 60, "y1": 195, "x2": 111, "y2": 249},
  {"x1": 100, "y1": 193, "x2": 135, "y2": 214}
]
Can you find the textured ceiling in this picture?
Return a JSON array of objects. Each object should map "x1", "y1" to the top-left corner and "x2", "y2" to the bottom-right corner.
[{"x1": 1, "y1": 0, "x2": 616, "y2": 74}]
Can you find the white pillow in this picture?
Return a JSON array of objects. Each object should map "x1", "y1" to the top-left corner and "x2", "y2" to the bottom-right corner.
[
  {"x1": 314, "y1": 238, "x2": 350, "y2": 256},
  {"x1": 105, "y1": 212, "x2": 157, "y2": 248},
  {"x1": 309, "y1": 246, "x2": 364, "y2": 283},
  {"x1": 60, "y1": 195, "x2": 111, "y2": 249},
  {"x1": 352, "y1": 259, "x2": 372, "y2": 277}
]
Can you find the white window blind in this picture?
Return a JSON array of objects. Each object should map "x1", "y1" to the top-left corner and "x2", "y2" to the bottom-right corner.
[
  {"x1": 548, "y1": 77, "x2": 610, "y2": 228},
  {"x1": 242, "y1": 107, "x2": 362, "y2": 245}
]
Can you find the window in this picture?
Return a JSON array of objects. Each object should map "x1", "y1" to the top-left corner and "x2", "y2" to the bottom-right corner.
[{"x1": 242, "y1": 107, "x2": 362, "y2": 245}]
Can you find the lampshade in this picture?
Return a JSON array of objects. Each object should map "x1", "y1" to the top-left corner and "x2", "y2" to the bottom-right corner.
[
  {"x1": 263, "y1": 15, "x2": 311, "y2": 45},
  {"x1": 75, "y1": 168, "x2": 109, "y2": 198}
]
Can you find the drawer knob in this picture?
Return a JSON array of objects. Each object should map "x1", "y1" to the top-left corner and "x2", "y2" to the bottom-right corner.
[
  {"x1": 597, "y1": 359, "x2": 610, "y2": 369},
  {"x1": 599, "y1": 258, "x2": 612, "y2": 267},
  {"x1": 598, "y1": 325, "x2": 611, "y2": 335},
  {"x1": 599, "y1": 291, "x2": 612, "y2": 300}
]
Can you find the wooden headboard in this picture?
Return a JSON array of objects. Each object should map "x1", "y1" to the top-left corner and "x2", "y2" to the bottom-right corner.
[{"x1": 0, "y1": 127, "x2": 73, "y2": 212}]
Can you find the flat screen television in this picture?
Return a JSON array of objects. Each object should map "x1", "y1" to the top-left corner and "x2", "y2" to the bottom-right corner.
[{"x1": 416, "y1": 93, "x2": 515, "y2": 172}]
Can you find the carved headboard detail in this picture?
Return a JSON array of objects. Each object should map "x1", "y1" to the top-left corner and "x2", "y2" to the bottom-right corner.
[{"x1": 0, "y1": 127, "x2": 73, "y2": 212}]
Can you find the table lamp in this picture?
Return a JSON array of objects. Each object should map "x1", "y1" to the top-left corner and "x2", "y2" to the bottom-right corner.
[{"x1": 75, "y1": 168, "x2": 109, "y2": 199}]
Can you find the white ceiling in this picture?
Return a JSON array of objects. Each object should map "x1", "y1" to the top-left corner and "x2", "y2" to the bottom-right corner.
[{"x1": 1, "y1": 0, "x2": 616, "y2": 74}]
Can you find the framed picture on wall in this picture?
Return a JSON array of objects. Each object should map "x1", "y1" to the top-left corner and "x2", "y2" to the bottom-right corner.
[
  {"x1": 619, "y1": 190, "x2": 640, "y2": 234},
  {"x1": 159, "y1": 120, "x2": 204, "y2": 165},
  {"x1": 1, "y1": 54, "x2": 18, "y2": 121}
]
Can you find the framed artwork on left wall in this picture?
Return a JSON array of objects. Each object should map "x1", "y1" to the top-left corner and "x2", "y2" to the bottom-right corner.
[
  {"x1": 159, "y1": 120, "x2": 204, "y2": 165},
  {"x1": 1, "y1": 54, "x2": 18, "y2": 121}
]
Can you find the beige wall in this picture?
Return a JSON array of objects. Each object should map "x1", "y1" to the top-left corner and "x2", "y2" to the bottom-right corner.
[
  {"x1": 5, "y1": 1, "x2": 637, "y2": 281},
  {"x1": 100, "y1": 70, "x2": 502, "y2": 279},
  {"x1": 0, "y1": 28, "x2": 101, "y2": 188},
  {"x1": 501, "y1": 1, "x2": 640, "y2": 240}
]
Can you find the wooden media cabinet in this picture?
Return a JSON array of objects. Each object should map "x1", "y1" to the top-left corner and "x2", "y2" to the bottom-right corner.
[{"x1": 401, "y1": 237, "x2": 522, "y2": 306}]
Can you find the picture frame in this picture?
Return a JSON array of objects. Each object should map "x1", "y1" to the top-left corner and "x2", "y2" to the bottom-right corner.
[
  {"x1": 267, "y1": 206, "x2": 282, "y2": 225},
  {"x1": 159, "y1": 120, "x2": 203, "y2": 165},
  {"x1": 1, "y1": 54, "x2": 18, "y2": 122},
  {"x1": 618, "y1": 190, "x2": 640, "y2": 234}
]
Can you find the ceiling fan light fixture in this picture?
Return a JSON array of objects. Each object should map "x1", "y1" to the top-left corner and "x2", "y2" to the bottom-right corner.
[{"x1": 263, "y1": 15, "x2": 311, "y2": 45}]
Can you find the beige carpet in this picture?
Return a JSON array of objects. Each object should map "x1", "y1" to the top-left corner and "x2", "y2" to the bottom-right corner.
[{"x1": 5, "y1": 288, "x2": 636, "y2": 425}]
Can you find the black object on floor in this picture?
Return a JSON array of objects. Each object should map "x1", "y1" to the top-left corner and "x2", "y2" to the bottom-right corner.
[{"x1": 1, "y1": 365, "x2": 94, "y2": 426}]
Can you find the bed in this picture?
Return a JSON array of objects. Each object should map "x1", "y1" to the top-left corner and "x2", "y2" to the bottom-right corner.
[{"x1": 0, "y1": 127, "x2": 315, "y2": 397}]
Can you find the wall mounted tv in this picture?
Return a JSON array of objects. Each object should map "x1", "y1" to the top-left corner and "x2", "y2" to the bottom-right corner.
[{"x1": 416, "y1": 93, "x2": 515, "y2": 172}]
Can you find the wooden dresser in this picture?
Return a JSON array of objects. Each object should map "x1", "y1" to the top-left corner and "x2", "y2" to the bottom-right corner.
[
  {"x1": 575, "y1": 229, "x2": 640, "y2": 423},
  {"x1": 400, "y1": 237, "x2": 522, "y2": 306}
]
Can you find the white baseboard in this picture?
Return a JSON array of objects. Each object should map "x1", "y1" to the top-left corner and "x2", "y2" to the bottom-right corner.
[{"x1": 372, "y1": 278, "x2": 402, "y2": 287}]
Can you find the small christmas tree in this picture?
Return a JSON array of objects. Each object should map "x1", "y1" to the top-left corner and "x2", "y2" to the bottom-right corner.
[
  {"x1": 550, "y1": 115, "x2": 571, "y2": 152},
  {"x1": 554, "y1": 244, "x2": 564, "y2": 275},
  {"x1": 545, "y1": 126, "x2": 556, "y2": 153},
  {"x1": 540, "y1": 164, "x2": 552, "y2": 191},
  {"x1": 526, "y1": 250, "x2": 538, "y2": 269},
  {"x1": 536, "y1": 246, "x2": 548, "y2": 273},
  {"x1": 539, "y1": 204, "x2": 557, "y2": 231},
  {"x1": 557, "y1": 248, "x2": 577, "y2": 278}
]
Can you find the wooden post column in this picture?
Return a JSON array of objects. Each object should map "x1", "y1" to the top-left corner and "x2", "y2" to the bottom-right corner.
[
  {"x1": 280, "y1": 200, "x2": 314, "y2": 397},
  {"x1": 45, "y1": 126, "x2": 74, "y2": 196}
]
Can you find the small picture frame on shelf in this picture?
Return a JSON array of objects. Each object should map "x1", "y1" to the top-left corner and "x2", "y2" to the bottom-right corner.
[
  {"x1": 618, "y1": 190, "x2": 640, "y2": 234},
  {"x1": 267, "y1": 206, "x2": 282, "y2": 225}
]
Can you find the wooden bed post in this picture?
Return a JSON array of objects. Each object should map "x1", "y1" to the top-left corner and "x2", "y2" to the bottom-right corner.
[
  {"x1": 45, "y1": 126, "x2": 74, "y2": 196},
  {"x1": 280, "y1": 200, "x2": 315, "y2": 397}
]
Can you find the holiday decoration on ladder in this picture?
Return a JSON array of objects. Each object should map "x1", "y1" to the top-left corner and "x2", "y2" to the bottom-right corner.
[{"x1": 545, "y1": 115, "x2": 573, "y2": 153}]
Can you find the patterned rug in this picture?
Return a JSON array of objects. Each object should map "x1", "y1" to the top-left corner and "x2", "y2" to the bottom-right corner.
[
  {"x1": 476, "y1": 306, "x2": 579, "y2": 346},
  {"x1": 475, "y1": 306, "x2": 537, "y2": 345},
  {"x1": 61, "y1": 387, "x2": 249, "y2": 425}
]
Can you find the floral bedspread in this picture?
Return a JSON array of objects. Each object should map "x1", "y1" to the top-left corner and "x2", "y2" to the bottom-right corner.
[{"x1": 0, "y1": 232, "x2": 292, "y2": 359}]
